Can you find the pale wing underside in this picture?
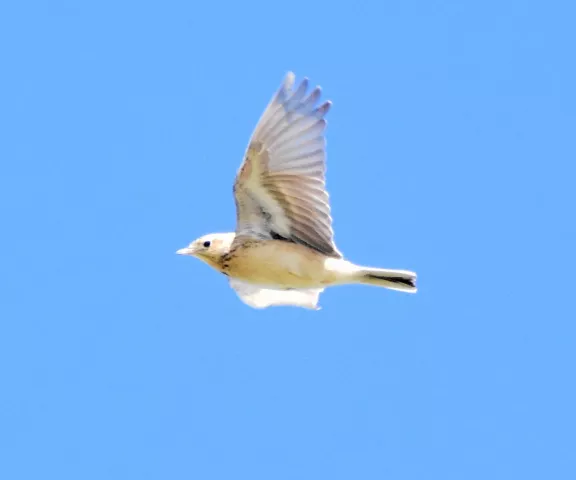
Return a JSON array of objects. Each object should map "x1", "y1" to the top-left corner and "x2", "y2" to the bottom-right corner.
[
  {"x1": 233, "y1": 72, "x2": 341, "y2": 258},
  {"x1": 229, "y1": 278, "x2": 323, "y2": 310}
]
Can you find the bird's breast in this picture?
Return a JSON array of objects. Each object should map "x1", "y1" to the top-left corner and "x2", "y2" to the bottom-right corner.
[{"x1": 223, "y1": 240, "x2": 331, "y2": 288}]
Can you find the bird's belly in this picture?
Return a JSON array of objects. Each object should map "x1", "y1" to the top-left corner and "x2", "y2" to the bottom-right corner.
[{"x1": 225, "y1": 240, "x2": 330, "y2": 288}]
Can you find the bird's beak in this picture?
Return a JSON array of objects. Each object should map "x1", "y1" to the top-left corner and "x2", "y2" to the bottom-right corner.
[{"x1": 176, "y1": 246, "x2": 194, "y2": 256}]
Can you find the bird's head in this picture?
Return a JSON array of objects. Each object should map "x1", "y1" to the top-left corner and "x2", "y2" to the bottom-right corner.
[{"x1": 176, "y1": 232, "x2": 235, "y2": 269}]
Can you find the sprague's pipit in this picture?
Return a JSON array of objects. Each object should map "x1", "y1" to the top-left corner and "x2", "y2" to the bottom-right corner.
[{"x1": 177, "y1": 73, "x2": 417, "y2": 309}]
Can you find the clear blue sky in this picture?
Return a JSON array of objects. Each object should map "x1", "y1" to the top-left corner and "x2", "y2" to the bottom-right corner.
[{"x1": 1, "y1": 1, "x2": 575, "y2": 479}]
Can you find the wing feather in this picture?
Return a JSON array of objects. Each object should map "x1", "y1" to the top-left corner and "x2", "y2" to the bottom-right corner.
[{"x1": 233, "y1": 73, "x2": 341, "y2": 258}]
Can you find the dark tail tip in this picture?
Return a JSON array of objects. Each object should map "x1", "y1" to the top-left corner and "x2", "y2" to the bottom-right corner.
[{"x1": 365, "y1": 274, "x2": 416, "y2": 289}]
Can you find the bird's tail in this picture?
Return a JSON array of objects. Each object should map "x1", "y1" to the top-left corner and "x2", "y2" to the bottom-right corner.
[{"x1": 356, "y1": 266, "x2": 417, "y2": 293}]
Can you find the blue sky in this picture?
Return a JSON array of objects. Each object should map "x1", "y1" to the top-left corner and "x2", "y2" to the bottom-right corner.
[{"x1": 1, "y1": 1, "x2": 575, "y2": 478}]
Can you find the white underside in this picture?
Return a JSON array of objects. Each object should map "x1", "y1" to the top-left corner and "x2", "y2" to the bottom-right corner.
[{"x1": 229, "y1": 278, "x2": 323, "y2": 310}]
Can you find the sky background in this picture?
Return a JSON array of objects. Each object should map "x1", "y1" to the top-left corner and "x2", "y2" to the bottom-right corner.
[{"x1": 1, "y1": 1, "x2": 575, "y2": 479}]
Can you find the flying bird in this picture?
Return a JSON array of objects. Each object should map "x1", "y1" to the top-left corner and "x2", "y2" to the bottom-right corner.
[{"x1": 177, "y1": 72, "x2": 417, "y2": 309}]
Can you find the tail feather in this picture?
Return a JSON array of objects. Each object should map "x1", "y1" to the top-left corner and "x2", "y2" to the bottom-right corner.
[{"x1": 358, "y1": 267, "x2": 417, "y2": 293}]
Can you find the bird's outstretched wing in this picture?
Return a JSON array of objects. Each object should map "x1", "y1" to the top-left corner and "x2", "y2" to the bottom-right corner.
[
  {"x1": 229, "y1": 278, "x2": 323, "y2": 310},
  {"x1": 232, "y1": 72, "x2": 341, "y2": 258}
]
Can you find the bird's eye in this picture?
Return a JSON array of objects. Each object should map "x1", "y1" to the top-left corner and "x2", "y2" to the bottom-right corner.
[{"x1": 203, "y1": 241, "x2": 211, "y2": 248}]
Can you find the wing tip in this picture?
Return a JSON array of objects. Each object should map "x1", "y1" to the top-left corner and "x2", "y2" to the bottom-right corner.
[
  {"x1": 284, "y1": 71, "x2": 296, "y2": 89},
  {"x1": 316, "y1": 100, "x2": 332, "y2": 117}
]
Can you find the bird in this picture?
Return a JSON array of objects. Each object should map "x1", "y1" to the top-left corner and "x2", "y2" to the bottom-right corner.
[{"x1": 177, "y1": 72, "x2": 417, "y2": 310}]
